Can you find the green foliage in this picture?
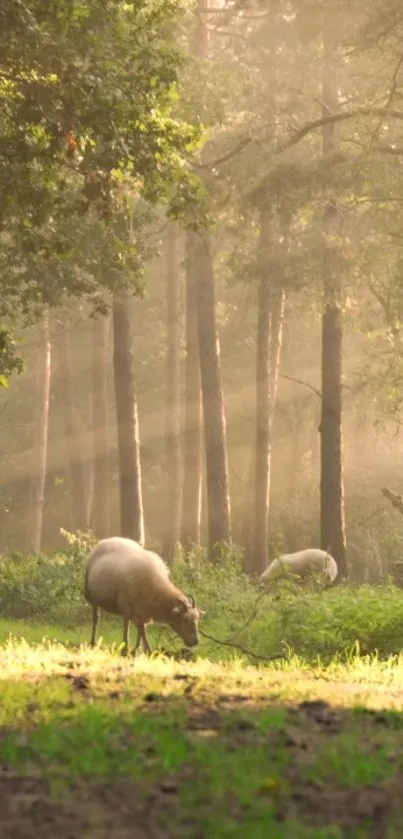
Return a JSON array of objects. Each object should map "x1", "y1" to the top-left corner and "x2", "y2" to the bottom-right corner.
[
  {"x1": 2, "y1": 545, "x2": 403, "y2": 662},
  {"x1": 0, "y1": 550, "x2": 87, "y2": 626},
  {"x1": 59, "y1": 527, "x2": 97, "y2": 556},
  {"x1": 0, "y1": 325, "x2": 24, "y2": 383},
  {"x1": 0, "y1": 0, "x2": 202, "y2": 335}
]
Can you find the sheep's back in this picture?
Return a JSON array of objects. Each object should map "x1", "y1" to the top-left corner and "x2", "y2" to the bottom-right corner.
[
  {"x1": 85, "y1": 537, "x2": 171, "y2": 613},
  {"x1": 260, "y1": 548, "x2": 338, "y2": 582}
]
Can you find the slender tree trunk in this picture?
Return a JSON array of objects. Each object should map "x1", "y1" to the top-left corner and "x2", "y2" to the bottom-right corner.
[
  {"x1": 245, "y1": 214, "x2": 286, "y2": 575},
  {"x1": 84, "y1": 460, "x2": 93, "y2": 531},
  {"x1": 180, "y1": 0, "x2": 209, "y2": 552},
  {"x1": 91, "y1": 313, "x2": 110, "y2": 539},
  {"x1": 193, "y1": 231, "x2": 231, "y2": 555},
  {"x1": 112, "y1": 292, "x2": 144, "y2": 544},
  {"x1": 162, "y1": 224, "x2": 183, "y2": 563},
  {"x1": 319, "y1": 29, "x2": 347, "y2": 580},
  {"x1": 28, "y1": 311, "x2": 51, "y2": 552},
  {"x1": 56, "y1": 317, "x2": 87, "y2": 531},
  {"x1": 181, "y1": 231, "x2": 203, "y2": 549}
]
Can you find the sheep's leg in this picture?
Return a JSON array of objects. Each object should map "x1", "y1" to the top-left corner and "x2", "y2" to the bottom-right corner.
[
  {"x1": 132, "y1": 626, "x2": 142, "y2": 655},
  {"x1": 121, "y1": 618, "x2": 131, "y2": 656},
  {"x1": 141, "y1": 626, "x2": 152, "y2": 655},
  {"x1": 90, "y1": 605, "x2": 100, "y2": 647},
  {"x1": 131, "y1": 625, "x2": 152, "y2": 656}
]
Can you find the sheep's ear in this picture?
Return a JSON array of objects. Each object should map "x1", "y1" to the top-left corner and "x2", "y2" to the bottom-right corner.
[
  {"x1": 186, "y1": 593, "x2": 196, "y2": 608},
  {"x1": 198, "y1": 609, "x2": 206, "y2": 618},
  {"x1": 172, "y1": 599, "x2": 187, "y2": 615}
]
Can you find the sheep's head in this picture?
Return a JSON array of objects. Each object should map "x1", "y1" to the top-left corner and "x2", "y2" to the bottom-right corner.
[{"x1": 168, "y1": 594, "x2": 206, "y2": 647}]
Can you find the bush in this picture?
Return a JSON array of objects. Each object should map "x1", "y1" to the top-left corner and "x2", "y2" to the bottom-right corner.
[
  {"x1": 1, "y1": 542, "x2": 403, "y2": 662},
  {"x1": 0, "y1": 550, "x2": 87, "y2": 626}
]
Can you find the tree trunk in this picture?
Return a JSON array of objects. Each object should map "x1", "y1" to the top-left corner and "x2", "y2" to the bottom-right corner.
[
  {"x1": 56, "y1": 317, "x2": 87, "y2": 531},
  {"x1": 28, "y1": 311, "x2": 51, "y2": 552},
  {"x1": 181, "y1": 231, "x2": 203, "y2": 549},
  {"x1": 91, "y1": 313, "x2": 110, "y2": 539},
  {"x1": 83, "y1": 460, "x2": 94, "y2": 531},
  {"x1": 180, "y1": 0, "x2": 208, "y2": 552},
  {"x1": 193, "y1": 231, "x2": 231, "y2": 555},
  {"x1": 162, "y1": 223, "x2": 183, "y2": 564},
  {"x1": 319, "y1": 29, "x2": 347, "y2": 580},
  {"x1": 112, "y1": 292, "x2": 144, "y2": 544},
  {"x1": 245, "y1": 214, "x2": 286, "y2": 575}
]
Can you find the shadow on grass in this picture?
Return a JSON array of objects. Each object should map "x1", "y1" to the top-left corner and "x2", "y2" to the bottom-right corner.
[{"x1": 1, "y1": 666, "x2": 403, "y2": 838}]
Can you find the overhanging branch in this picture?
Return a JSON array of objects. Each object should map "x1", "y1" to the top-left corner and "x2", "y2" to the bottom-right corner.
[
  {"x1": 279, "y1": 106, "x2": 403, "y2": 153},
  {"x1": 381, "y1": 486, "x2": 403, "y2": 514}
]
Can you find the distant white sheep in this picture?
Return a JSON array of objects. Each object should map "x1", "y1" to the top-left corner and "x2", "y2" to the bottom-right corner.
[
  {"x1": 84, "y1": 536, "x2": 205, "y2": 654},
  {"x1": 259, "y1": 548, "x2": 338, "y2": 587}
]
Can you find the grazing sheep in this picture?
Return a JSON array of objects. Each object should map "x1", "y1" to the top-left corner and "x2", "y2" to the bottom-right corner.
[
  {"x1": 84, "y1": 536, "x2": 205, "y2": 654},
  {"x1": 259, "y1": 548, "x2": 338, "y2": 587}
]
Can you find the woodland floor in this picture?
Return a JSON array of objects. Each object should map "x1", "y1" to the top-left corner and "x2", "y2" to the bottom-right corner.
[{"x1": 1, "y1": 631, "x2": 403, "y2": 838}]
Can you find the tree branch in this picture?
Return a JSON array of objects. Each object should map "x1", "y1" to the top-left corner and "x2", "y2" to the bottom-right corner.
[
  {"x1": 381, "y1": 487, "x2": 403, "y2": 515},
  {"x1": 368, "y1": 281, "x2": 390, "y2": 314},
  {"x1": 198, "y1": 106, "x2": 403, "y2": 176},
  {"x1": 279, "y1": 373, "x2": 322, "y2": 399},
  {"x1": 196, "y1": 136, "x2": 252, "y2": 170},
  {"x1": 279, "y1": 106, "x2": 403, "y2": 153}
]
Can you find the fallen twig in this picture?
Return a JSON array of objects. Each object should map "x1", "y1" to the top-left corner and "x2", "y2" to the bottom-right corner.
[{"x1": 199, "y1": 629, "x2": 285, "y2": 663}]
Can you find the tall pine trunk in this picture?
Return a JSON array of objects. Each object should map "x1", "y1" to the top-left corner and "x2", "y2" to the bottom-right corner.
[
  {"x1": 112, "y1": 292, "x2": 144, "y2": 544},
  {"x1": 181, "y1": 231, "x2": 202, "y2": 549},
  {"x1": 320, "y1": 27, "x2": 347, "y2": 580},
  {"x1": 91, "y1": 313, "x2": 110, "y2": 539},
  {"x1": 193, "y1": 232, "x2": 231, "y2": 555},
  {"x1": 245, "y1": 213, "x2": 286, "y2": 574},
  {"x1": 162, "y1": 223, "x2": 183, "y2": 563},
  {"x1": 56, "y1": 317, "x2": 87, "y2": 531},
  {"x1": 28, "y1": 311, "x2": 51, "y2": 552}
]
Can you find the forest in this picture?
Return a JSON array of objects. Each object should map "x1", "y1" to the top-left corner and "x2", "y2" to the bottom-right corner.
[{"x1": 2, "y1": 1, "x2": 403, "y2": 837}]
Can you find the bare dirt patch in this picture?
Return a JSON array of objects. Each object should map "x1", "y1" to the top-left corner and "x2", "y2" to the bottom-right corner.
[{"x1": 0, "y1": 771, "x2": 178, "y2": 839}]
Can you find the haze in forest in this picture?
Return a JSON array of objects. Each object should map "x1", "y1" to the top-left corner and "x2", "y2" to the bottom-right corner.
[{"x1": 1, "y1": 0, "x2": 403, "y2": 585}]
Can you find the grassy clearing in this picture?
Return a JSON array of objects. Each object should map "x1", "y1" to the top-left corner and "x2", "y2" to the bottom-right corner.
[
  {"x1": 2, "y1": 634, "x2": 403, "y2": 837},
  {"x1": 2, "y1": 546, "x2": 403, "y2": 663},
  {"x1": 2, "y1": 547, "x2": 403, "y2": 835}
]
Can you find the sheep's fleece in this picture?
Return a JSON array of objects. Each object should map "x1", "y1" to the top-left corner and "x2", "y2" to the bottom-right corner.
[
  {"x1": 85, "y1": 537, "x2": 170, "y2": 598},
  {"x1": 84, "y1": 536, "x2": 204, "y2": 652},
  {"x1": 259, "y1": 548, "x2": 338, "y2": 584}
]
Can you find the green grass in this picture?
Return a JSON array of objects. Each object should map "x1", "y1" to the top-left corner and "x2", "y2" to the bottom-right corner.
[
  {"x1": 3, "y1": 546, "x2": 403, "y2": 834},
  {"x1": 3, "y1": 545, "x2": 403, "y2": 664},
  {"x1": 1, "y1": 630, "x2": 403, "y2": 836}
]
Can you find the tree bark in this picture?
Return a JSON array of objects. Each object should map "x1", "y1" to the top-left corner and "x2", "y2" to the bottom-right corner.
[
  {"x1": 28, "y1": 311, "x2": 51, "y2": 552},
  {"x1": 83, "y1": 460, "x2": 93, "y2": 531},
  {"x1": 193, "y1": 231, "x2": 231, "y2": 555},
  {"x1": 180, "y1": 0, "x2": 208, "y2": 552},
  {"x1": 112, "y1": 292, "x2": 144, "y2": 544},
  {"x1": 180, "y1": 231, "x2": 203, "y2": 549},
  {"x1": 91, "y1": 313, "x2": 110, "y2": 539},
  {"x1": 56, "y1": 317, "x2": 87, "y2": 532},
  {"x1": 245, "y1": 214, "x2": 286, "y2": 575},
  {"x1": 320, "y1": 28, "x2": 347, "y2": 580},
  {"x1": 162, "y1": 223, "x2": 183, "y2": 564}
]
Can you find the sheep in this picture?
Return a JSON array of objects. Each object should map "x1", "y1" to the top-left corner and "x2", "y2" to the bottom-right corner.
[
  {"x1": 84, "y1": 536, "x2": 205, "y2": 654},
  {"x1": 259, "y1": 548, "x2": 338, "y2": 587}
]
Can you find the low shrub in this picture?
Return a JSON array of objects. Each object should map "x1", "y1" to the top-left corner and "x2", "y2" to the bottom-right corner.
[{"x1": 0, "y1": 541, "x2": 403, "y2": 662}]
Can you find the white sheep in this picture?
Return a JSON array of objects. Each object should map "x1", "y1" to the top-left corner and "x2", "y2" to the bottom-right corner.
[
  {"x1": 84, "y1": 536, "x2": 205, "y2": 654},
  {"x1": 259, "y1": 548, "x2": 338, "y2": 587}
]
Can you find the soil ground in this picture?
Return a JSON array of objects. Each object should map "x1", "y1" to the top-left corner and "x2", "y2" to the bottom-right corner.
[{"x1": 1, "y1": 639, "x2": 403, "y2": 838}]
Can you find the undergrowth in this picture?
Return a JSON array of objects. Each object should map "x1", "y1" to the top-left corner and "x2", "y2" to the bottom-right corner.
[{"x1": 0, "y1": 541, "x2": 403, "y2": 663}]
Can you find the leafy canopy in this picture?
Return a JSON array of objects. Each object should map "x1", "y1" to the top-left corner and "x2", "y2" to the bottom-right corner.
[{"x1": 0, "y1": 0, "x2": 203, "y2": 377}]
